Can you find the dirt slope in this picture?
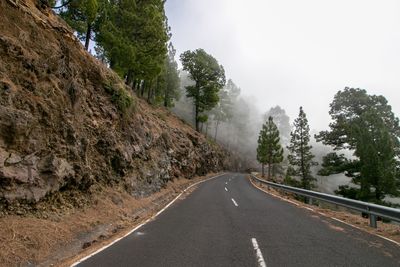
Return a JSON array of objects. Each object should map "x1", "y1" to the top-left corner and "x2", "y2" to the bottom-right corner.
[{"x1": 0, "y1": 0, "x2": 234, "y2": 211}]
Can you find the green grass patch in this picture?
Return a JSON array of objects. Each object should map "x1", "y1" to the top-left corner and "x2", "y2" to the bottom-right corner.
[
  {"x1": 157, "y1": 112, "x2": 167, "y2": 122},
  {"x1": 104, "y1": 82, "x2": 135, "y2": 114}
]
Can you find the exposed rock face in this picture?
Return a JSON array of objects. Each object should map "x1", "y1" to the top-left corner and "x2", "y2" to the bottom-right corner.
[{"x1": 0, "y1": 0, "x2": 234, "y2": 205}]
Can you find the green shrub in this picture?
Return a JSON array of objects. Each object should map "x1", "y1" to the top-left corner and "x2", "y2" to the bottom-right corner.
[
  {"x1": 111, "y1": 87, "x2": 134, "y2": 113},
  {"x1": 103, "y1": 82, "x2": 135, "y2": 114},
  {"x1": 157, "y1": 113, "x2": 167, "y2": 122}
]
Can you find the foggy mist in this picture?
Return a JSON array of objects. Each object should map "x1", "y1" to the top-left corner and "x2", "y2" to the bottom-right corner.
[
  {"x1": 166, "y1": 0, "x2": 400, "y2": 131},
  {"x1": 166, "y1": 1, "x2": 400, "y2": 203}
]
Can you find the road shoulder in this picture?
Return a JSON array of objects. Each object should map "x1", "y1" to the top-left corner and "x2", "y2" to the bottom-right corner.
[{"x1": 247, "y1": 175, "x2": 400, "y2": 246}]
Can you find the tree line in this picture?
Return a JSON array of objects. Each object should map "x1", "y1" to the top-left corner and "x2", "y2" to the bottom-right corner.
[
  {"x1": 56, "y1": 2, "x2": 399, "y2": 205},
  {"x1": 257, "y1": 88, "x2": 400, "y2": 205},
  {"x1": 56, "y1": 1, "x2": 230, "y2": 129},
  {"x1": 172, "y1": 72, "x2": 259, "y2": 169},
  {"x1": 55, "y1": 0, "x2": 179, "y2": 106}
]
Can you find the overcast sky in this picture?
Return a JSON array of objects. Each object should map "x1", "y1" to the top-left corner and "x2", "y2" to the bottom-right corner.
[{"x1": 165, "y1": 0, "x2": 400, "y2": 131}]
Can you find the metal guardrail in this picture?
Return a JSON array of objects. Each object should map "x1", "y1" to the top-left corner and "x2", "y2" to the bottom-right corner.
[{"x1": 251, "y1": 175, "x2": 400, "y2": 228}]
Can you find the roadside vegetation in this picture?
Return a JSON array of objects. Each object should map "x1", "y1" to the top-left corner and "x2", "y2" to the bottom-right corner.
[
  {"x1": 55, "y1": 1, "x2": 399, "y2": 205},
  {"x1": 257, "y1": 88, "x2": 400, "y2": 206}
]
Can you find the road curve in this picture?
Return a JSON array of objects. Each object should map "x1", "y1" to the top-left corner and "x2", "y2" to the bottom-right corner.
[{"x1": 75, "y1": 173, "x2": 400, "y2": 267}]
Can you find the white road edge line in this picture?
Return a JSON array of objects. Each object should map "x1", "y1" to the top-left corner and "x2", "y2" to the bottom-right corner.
[
  {"x1": 376, "y1": 234, "x2": 400, "y2": 246},
  {"x1": 231, "y1": 198, "x2": 238, "y2": 207},
  {"x1": 225, "y1": 187, "x2": 228, "y2": 192},
  {"x1": 331, "y1": 216, "x2": 400, "y2": 246},
  {"x1": 250, "y1": 177, "x2": 400, "y2": 247},
  {"x1": 285, "y1": 199, "x2": 300, "y2": 206},
  {"x1": 249, "y1": 178, "x2": 299, "y2": 206},
  {"x1": 251, "y1": 238, "x2": 267, "y2": 267},
  {"x1": 331, "y1": 217, "x2": 362, "y2": 230},
  {"x1": 70, "y1": 173, "x2": 227, "y2": 267},
  {"x1": 329, "y1": 217, "x2": 400, "y2": 247}
]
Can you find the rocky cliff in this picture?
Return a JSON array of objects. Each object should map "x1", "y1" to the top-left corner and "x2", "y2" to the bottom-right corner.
[{"x1": 0, "y1": 0, "x2": 233, "y2": 209}]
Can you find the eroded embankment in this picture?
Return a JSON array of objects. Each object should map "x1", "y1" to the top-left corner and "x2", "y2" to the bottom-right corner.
[
  {"x1": 0, "y1": 0, "x2": 238, "y2": 265},
  {"x1": 0, "y1": 0, "x2": 235, "y2": 211}
]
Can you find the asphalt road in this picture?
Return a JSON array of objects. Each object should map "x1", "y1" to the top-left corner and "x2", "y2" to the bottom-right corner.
[{"x1": 76, "y1": 173, "x2": 400, "y2": 267}]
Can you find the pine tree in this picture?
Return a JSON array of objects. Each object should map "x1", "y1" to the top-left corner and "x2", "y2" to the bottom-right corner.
[
  {"x1": 95, "y1": 0, "x2": 137, "y2": 74},
  {"x1": 223, "y1": 80, "x2": 242, "y2": 148},
  {"x1": 162, "y1": 42, "x2": 180, "y2": 107},
  {"x1": 59, "y1": 0, "x2": 100, "y2": 50},
  {"x1": 210, "y1": 87, "x2": 233, "y2": 140},
  {"x1": 316, "y1": 88, "x2": 400, "y2": 203},
  {"x1": 287, "y1": 107, "x2": 317, "y2": 190},
  {"x1": 130, "y1": 0, "x2": 169, "y2": 95},
  {"x1": 180, "y1": 49, "x2": 226, "y2": 131},
  {"x1": 264, "y1": 106, "x2": 291, "y2": 146},
  {"x1": 257, "y1": 116, "x2": 284, "y2": 178},
  {"x1": 95, "y1": 0, "x2": 169, "y2": 89},
  {"x1": 352, "y1": 110, "x2": 398, "y2": 201}
]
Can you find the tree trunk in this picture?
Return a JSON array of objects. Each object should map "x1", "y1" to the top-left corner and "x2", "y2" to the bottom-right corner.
[
  {"x1": 268, "y1": 163, "x2": 271, "y2": 179},
  {"x1": 214, "y1": 119, "x2": 220, "y2": 140},
  {"x1": 261, "y1": 164, "x2": 265, "y2": 178},
  {"x1": 141, "y1": 80, "x2": 146, "y2": 97},
  {"x1": 148, "y1": 83, "x2": 155, "y2": 104},
  {"x1": 147, "y1": 86, "x2": 152, "y2": 102},
  {"x1": 84, "y1": 22, "x2": 92, "y2": 51},
  {"x1": 164, "y1": 84, "x2": 169, "y2": 107},
  {"x1": 227, "y1": 123, "x2": 233, "y2": 149},
  {"x1": 147, "y1": 79, "x2": 154, "y2": 102},
  {"x1": 272, "y1": 164, "x2": 276, "y2": 177},
  {"x1": 132, "y1": 79, "x2": 137, "y2": 91},
  {"x1": 195, "y1": 105, "x2": 199, "y2": 131},
  {"x1": 300, "y1": 127, "x2": 307, "y2": 189},
  {"x1": 110, "y1": 58, "x2": 116, "y2": 70},
  {"x1": 126, "y1": 70, "x2": 133, "y2": 87},
  {"x1": 375, "y1": 187, "x2": 382, "y2": 202}
]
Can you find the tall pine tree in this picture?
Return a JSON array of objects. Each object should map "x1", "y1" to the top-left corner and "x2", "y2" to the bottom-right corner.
[
  {"x1": 59, "y1": 0, "x2": 100, "y2": 50},
  {"x1": 162, "y1": 42, "x2": 180, "y2": 107},
  {"x1": 264, "y1": 106, "x2": 291, "y2": 146},
  {"x1": 180, "y1": 49, "x2": 226, "y2": 131},
  {"x1": 95, "y1": 0, "x2": 169, "y2": 91},
  {"x1": 257, "y1": 116, "x2": 284, "y2": 178},
  {"x1": 316, "y1": 88, "x2": 400, "y2": 203},
  {"x1": 287, "y1": 107, "x2": 317, "y2": 190},
  {"x1": 95, "y1": 0, "x2": 137, "y2": 74},
  {"x1": 210, "y1": 86, "x2": 233, "y2": 140}
]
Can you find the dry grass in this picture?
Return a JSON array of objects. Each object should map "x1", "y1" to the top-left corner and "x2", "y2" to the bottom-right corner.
[
  {"x1": 0, "y1": 216, "x2": 71, "y2": 266},
  {"x1": 0, "y1": 173, "x2": 220, "y2": 266}
]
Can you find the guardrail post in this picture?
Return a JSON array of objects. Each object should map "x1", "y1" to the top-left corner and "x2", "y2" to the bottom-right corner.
[{"x1": 369, "y1": 214, "x2": 377, "y2": 228}]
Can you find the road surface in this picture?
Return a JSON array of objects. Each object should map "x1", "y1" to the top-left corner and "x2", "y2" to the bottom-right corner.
[{"x1": 76, "y1": 173, "x2": 400, "y2": 267}]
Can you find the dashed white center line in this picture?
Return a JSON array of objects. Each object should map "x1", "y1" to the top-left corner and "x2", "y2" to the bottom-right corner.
[
  {"x1": 224, "y1": 187, "x2": 228, "y2": 192},
  {"x1": 225, "y1": 182, "x2": 228, "y2": 185},
  {"x1": 231, "y1": 198, "x2": 238, "y2": 207},
  {"x1": 251, "y1": 238, "x2": 267, "y2": 267}
]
